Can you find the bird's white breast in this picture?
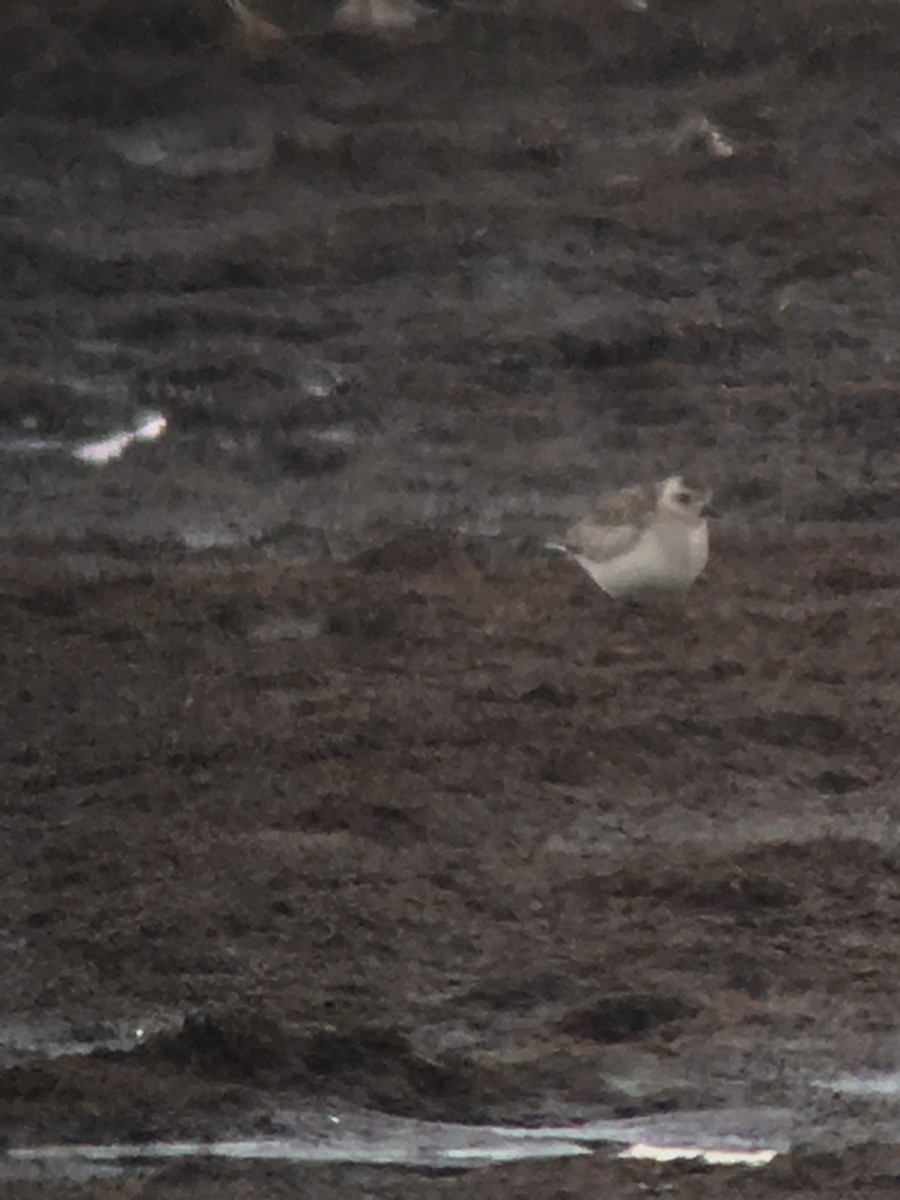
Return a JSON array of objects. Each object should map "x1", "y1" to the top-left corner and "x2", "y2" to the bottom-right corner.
[{"x1": 574, "y1": 518, "x2": 708, "y2": 599}]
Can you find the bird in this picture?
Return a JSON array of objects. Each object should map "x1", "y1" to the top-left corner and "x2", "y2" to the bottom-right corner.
[{"x1": 546, "y1": 475, "x2": 712, "y2": 599}]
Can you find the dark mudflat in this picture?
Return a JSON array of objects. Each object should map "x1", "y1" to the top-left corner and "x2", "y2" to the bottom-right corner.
[{"x1": 3, "y1": 2, "x2": 900, "y2": 1195}]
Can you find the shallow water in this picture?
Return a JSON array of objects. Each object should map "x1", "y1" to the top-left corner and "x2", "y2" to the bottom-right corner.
[
  {"x1": 0, "y1": 1014, "x2": 179, "y2": 1070},
  {"x1": 3, "y1": 1105, "x2": 789, "y2": 1182},
  {"x1": 815, "y1": 1070, "x2": 900, "y2": 1098}
]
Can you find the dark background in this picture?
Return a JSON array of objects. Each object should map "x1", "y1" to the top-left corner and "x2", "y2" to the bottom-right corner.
[{"x1": 2, "y1": 2, "x2": 900, "y2": 1195}]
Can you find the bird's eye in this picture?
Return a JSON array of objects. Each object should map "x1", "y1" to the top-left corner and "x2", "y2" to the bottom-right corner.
[{"x1": 676, "y1": 491, "x2": 692, "y2": 504}]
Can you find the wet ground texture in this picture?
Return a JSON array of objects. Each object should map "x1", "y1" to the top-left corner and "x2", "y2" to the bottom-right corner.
[{"x1": 3, "y1": 0, "x2": 900, "y2": 1195}]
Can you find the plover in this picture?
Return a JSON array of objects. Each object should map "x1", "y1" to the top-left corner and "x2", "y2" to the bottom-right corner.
[{"x1": 547, "y1": 475, "x2": 712, "y2": 599}]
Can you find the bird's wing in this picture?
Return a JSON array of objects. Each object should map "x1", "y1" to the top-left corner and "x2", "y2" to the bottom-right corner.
[
  {"x1": 560, "y1": 516, "x2": 643, "y2": 563},
  {"x1": 558, "y1": 484, "x2": 655, "y2": 563},
  {"x1": 590, "y1": 483, "x2": 658, "y2": 525}
]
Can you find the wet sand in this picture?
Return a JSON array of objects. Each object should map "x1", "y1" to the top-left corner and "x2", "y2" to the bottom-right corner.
[{"x1": 2, "y1": 0, "x2": 900, "y2": 1195}]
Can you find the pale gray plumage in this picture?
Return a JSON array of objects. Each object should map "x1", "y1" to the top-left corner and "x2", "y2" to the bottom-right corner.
[{"x1": 548, "y1": 475, "x2": 711, "y2": 599}]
